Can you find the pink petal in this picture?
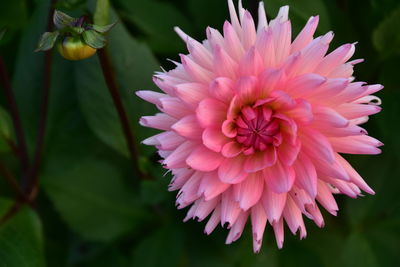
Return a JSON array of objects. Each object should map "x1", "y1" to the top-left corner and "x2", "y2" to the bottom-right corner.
[
  {"x1": 198, "y1": 171, "x2": 230, "y2": 201},
  {"x1": 226, "y1": 211, "x2": 248, "y2": 244},
  {"x1": 213, "y1": 45, "x2": 238, "y2": 79},
  {"x1": 239, "y1": 46, "x2": 263, "y2": 76},
  {"x1": 329, "y1": 135, "x2": 382, "y2": 155},
  {"x1": 209, "y1": 77, "x2": 235, "y2": 104},
  {"x1": 223, "y1": 21, "x2": 245, "y2": 61},
  {"x1": 255, "y1": 28, "x2": 276, "y2": 68},
  {"x1": 196, "y1": 98, "x2": 227, "y2": 128},
  {"x1": 300, "y1": 128, "x2": 335, "y2": 163},
  {"x1": 202, "y1": 128, "x2": 230, "y2": 152},
  {"x1": 204, "y1": 205, "x2": 221, "y2": 235},
  {"x1": 221, "y1": 141, "x2": 243, "y2": 158},
  {"x1": 180, "y1": 54, "x2": 214, "y2": 83},
  {"x1": 293, "y1": 153, "x2": 318, "y2": 198},
  {"x1": 283, "y1": 196, "x2": 306, "y2": 239},
  {"x1": 316, "y1": 180, "x2": 339, "y2": 216},
  {"x1": 262, "y1": 186, "x2": 287, "y2": 223},
  {"x1": 140, "y1": 113, "x2": 177, "y2": 130},
  {"x1": 233, "y1": 172, "x2": 264, "y2": 210},
  {"x1": 313, "y1": 106, "x2": 349, "y2": 128},
  {"x1": 335, "y1": 103, "x2": 382, "y2": 120},
  {"x1": 136, "y1": 90, "x2": 166, "y2": 107},
  {"x1": 244, "y1": 148, "x2": 277, "y2": 172},
  {"x1": 171, "y1": 115, "x2": 202, "y2": 139},
  {"x1": 335, "y1": 154, "x2": 375, "y2": 194},
  {"x1": 235, "y1": 76, "x2": 259, "y2": 104},
  {"x1": 221, "y1": 189, "x2": 242, "y2": 227},
  {"x1": 159, "y1": 97, "x2": 191, "y2": 118},
  {"x1": 218, "y1": 156, "x2": 248, "y2": 184},
  {"x1": 175, "y1": 83, "x2": 209, "y2": 106},
  {"x1": 186, "y1": 146, "x2": 224, "y2": 171},
  {"x1": 163, "y1": 141, "x2": 198, "y2": 169},
  {"x1": 291, "y1": 16, "x2": 319, "y2": 53},
  {"x1": 241, "y1": 11, "x2": 257, "y2": 49},
  {"x1": 251, "y1": 203, "x2": 267, "y2": 253},
  {"x1": 272, "y1": 218, "x2": 284, "y2": 249},
  {"x1": 264, "y1": 161, "x2": 295, "y2": 193}
]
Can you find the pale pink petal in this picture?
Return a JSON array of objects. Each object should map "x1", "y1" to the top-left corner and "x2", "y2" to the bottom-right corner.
[
  {"x1": 136, "y1": 90, "x2": 166, "y2": 107},
  {"x1": 175, "y1": 83, "x2": 209, "y2": 106},
  {"x1": 316, "y1": 180, "x2": 339, "y2": 215},
  {"x1": 171, "y1": 115, "x2": 202, "y2": 139},
  {"x1": 329, "y1": 135, "x2": 382, "y2": 155},
  {"x1": 233, "y1": 172, "x2": 264, "y2": 210},
  {"x1": 272, "y1": 218, "x2": 284, "y2": 249},
  {"x1": 209, "y1": 77, "x2": 235, "y2": 103},
  {"x1": 251, "y1": 203, "x2": 267, "y2": 253},
  {"x1": 262, "y1": 187, "x2": 287, "y2": 223},
  {"x1": 291, "y1": 16, "x2": 319, "y2": 53},
  {"x1": 204, "y1": 205, "x2": 221, "y2": 235},
  {"x1": 198, "y1": 171, "x2": 230, "y2": 201},
  {"x1": 213, "y1": 45, "x2": 238, "y2": 79},
  {"x1": 283, "y1": 196, "x2": 306, "y2": 239},
  {"x1": 221, "y1": 189, "x2": 242, "y2": 227},
  {"x1": 140, "y1": 113, "x2": 177, "y2": 130},
  {"x1": 223, "y1": 21, "x2": 245, "y2": 62},
  {"x1": 163, "y1": 141, "x2": 197, "y2": 169},
  {"x1": 226, "y1": 211, "x2": 248, "y2": 244},
  {"x1": 293, "y1": 153, "x2": 318, "y2": 198}
]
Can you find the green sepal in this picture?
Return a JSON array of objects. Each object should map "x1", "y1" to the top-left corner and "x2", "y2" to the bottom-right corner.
[
  {"x1": 82, "y1": 29, "x2": 106, "y2": 49},
  {"x1": 90, "y1": 21, "x2": 117, "y2": 33},
  {"x1": 69, "y1": 26, "x2": 85, "y2": 35},
  {"x1": 35, "y1": 31, "x2": 60, "y2": 52},
  {"x1": 53, "y1": 10, "x2": 79, "y2": 29}
]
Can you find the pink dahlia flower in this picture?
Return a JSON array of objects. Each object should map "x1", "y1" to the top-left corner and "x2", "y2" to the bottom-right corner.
[{"x1": 138, "y1": 0, "x2": 383, "y2": 252}]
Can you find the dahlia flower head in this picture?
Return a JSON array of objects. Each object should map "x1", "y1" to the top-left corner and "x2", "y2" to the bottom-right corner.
[{"x1": 138, "y1": 0, "x2": 383, "y2": 252}]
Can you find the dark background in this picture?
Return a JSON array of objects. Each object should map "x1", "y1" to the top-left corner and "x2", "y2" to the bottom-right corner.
[{"x1": 0, "y1": 0, "x2": 399, "y2": 266}]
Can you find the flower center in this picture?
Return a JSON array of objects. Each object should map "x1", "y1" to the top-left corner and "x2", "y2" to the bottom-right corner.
[{"x1": 235, "y1": 106, "x2": 280, "y2": 151}]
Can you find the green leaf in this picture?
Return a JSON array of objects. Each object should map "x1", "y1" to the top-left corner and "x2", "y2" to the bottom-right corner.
[
  {"x1": 340, "y1": 233, "x2": 378, "y2": 267},
  {"x1": 75, "y1": 8, "x2": 159, "y2": 157},
  {"x1": 53, "y1": 9, "x2": 79, "y2": 29},
  {"x1": 0, "y1": 198, "x2": 45, "y2": 267},
  {"x1": 35, "y1": 31, "x2": 59, "y2": 52},
  {"x1": 94, "y1": 0, "x2": 110, "y2": 26},
  {"x1": 116, "y1": 0, "x2": 192, "y2": 54},
  {"x1": 0, "y1": 0, "x2": 28, "y2": 31},
  {"x1": 12, "y1": 0, "x2": 51, "y2": 150},
  {"x1": 42, "y1": 155, "x2": 149, "y2": 242},
  {"x1": 91, "y1": 22, "x2": 117, "y2": 33},
  {"x1": 264, "y1": 0, "x2": 331, "y2": 34},
  {"x1": 131, "y1": 223, "x2": 185, "y2": 267},
  {"x1": 0, "y1": 29, "x2": 5, "y2": 41},
  {"x1": 82, "y1": 29, "x2": 106, "y2": 48},
  {"x1": 372, "y1": 5, "x2": 400, "y2": 58}
]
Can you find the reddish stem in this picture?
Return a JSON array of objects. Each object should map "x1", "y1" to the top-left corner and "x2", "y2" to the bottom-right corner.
[
  {"x1": 0, "y1": 57, "x2": 30, "y2": 171},
  {"x1": 97, "y1": 48, "x2": 145, "y2": 179}
]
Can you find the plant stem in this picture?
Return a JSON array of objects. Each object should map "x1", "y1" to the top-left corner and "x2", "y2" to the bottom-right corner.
[
  {"x1": 24, "y1": 0, "x2": 56, "y2": 200},
  {"x1": 0, "y1": 56, "x2": 30, "y2": 171},
  {"x1": 0, "y1": 160, "x2": 28, "y2": 202},
  {"x1": 97, "y1": 48, "x2": 144, "y2": 179}
]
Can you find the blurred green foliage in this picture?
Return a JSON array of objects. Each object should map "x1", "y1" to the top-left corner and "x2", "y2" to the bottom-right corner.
[{"x1": 0, "y1": 0, "x2": 399, "y2": 266}]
